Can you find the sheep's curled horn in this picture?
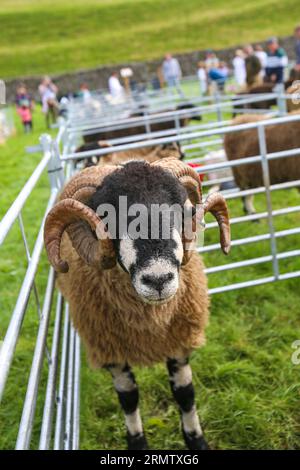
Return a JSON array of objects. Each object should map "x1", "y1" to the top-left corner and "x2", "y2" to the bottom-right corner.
[
  {"x1": 44, "y1": 158, "x2": 230, "y2": 273},
  {"x1": 44, "y1": 165, "x2": 118, "y2": 273},
  {"x1": 152, "y1": 158, "x2": 231, "y2": 263}
]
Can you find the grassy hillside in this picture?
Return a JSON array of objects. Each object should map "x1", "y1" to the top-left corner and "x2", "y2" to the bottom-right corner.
[{"x1": 0, "y1": 0, "x2": 299, "y2": 78}]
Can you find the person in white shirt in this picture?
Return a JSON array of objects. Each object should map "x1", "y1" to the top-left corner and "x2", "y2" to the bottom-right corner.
[
  {"x1": 197, "y1": 62, "x2": 207, "y2": 95},
  {"x1": 254, "y1": 45, "x2": 268, "y2": 77},
  {"x1": 108, "y1": 72, "x2": 124, "y2": 98},
  {"x1": 232, "y1": 49, "x2": 246, "y2": 87}
]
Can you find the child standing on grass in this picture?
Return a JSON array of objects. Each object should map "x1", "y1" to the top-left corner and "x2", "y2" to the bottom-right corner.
[{"x1": 15, "y1": 84, "x2": 33, "y2": 133}]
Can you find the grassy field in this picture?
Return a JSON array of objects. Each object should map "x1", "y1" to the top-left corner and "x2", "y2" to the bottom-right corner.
[
  {"x1": 1, "y1": 0, "x2": 300, "y2": 78},
  {"x1": 0, "y1": 103, "x2": 300, "y2": 449}
]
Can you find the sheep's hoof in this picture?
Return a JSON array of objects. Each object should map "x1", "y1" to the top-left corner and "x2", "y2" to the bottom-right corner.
[
  {"x1": 127, "y1": 432, "x2": 148, "y2": 450},
  {"x1": 243, "y1": 208, "x2": 260, "y2": 223},
  {"x1": 250, "y1": 213, "x2": 260, "y2": 223},
  {"x1": 183, "y1": 432, "x2": 210, "y2": 450}
]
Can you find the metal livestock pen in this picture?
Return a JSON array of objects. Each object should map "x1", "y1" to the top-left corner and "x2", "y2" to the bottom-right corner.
[{"x1": 0, "y1": 91, "x2": 299, "y2": 449}]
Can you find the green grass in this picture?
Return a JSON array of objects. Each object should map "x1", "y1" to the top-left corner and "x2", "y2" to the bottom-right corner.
[
  {"x1": 0, "y1": 105, "x2": 300, "y2": 449},
  {"x1": 1, "y1": 0, "x2": 299, "y2": 78}
]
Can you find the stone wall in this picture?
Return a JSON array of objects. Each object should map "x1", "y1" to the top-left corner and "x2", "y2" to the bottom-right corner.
[{"x1": 4, "y1": 35, "x2": 297, "y2": 103}]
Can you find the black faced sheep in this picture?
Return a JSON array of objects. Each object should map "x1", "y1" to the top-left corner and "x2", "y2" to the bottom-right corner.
[
  {"x1": 44, "y1": 158, "x2": 230, "y2": 450},
  {"x1": 224, "y1": 112, "x2": 300, "y2": 214}
]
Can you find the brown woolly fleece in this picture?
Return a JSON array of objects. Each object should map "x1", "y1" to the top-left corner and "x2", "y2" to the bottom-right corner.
[
  {"x1": 57, "y1": 234, "x2": 209, "y2": 368},
  {"x1": 224, "y1": 111, "x2": 300, "y2": 189},
  {"x1": 233, "y1": 83, "x2": 276, "y2": 114}
]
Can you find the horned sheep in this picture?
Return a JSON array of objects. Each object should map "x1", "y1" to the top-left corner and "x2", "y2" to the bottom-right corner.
[{"x1": 44, "y1": 158, "x2": 230, "y2": 450}]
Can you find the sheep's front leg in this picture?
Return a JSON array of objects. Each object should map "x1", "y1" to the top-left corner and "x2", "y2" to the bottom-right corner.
[
  {"x1": 242, "y1": 194, "x2": 256, "y2": 216},
  {"x1": 167, "y1": 357, "x2": 209, "y2": 450},
  {"x1": 107, "y1": 364, "x2": 148, "y2": 450}
]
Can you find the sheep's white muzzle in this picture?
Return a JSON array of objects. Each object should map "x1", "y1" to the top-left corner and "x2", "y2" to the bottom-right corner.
[{"x1": 133, "y1": 259, "x2": 179, "y2": 304}]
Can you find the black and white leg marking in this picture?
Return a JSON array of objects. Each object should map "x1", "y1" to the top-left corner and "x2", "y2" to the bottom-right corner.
[
  {"x1": 242, "y1": 194, "x2": 257, "y2": 218},
  {"x1": 107, "y1": 364, "x2": 148, "y2": 450},
  {"x1": 167, "y1": 357, "x2": 209, "y2": 450}
]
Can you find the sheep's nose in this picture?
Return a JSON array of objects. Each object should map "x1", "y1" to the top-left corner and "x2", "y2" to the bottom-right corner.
[{"x1": 141, "y1": 273, "x2": 174, "y2": 293}]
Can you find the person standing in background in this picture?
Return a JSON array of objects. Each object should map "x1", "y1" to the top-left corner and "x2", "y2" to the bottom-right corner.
[
  {"x1": 108, "y1": 71, "x2": 124, "y2": 99},
  {"x1": 217, "y1": 62, "x2": 229, "y2": 91},
  {"x1": 244, "y1": 45, "x2": 262, "y2": 88},
  {"x1": 205, "y1": 50, "x2": 219, "y2": 69},
  {"x1": 38, "y1": 76, "x2": 59, "y2": 128},
  {"x1": 205, "y1": 50, "x2": 220, "y2": 95},
  {"x1": 162, "y1": 53, "x2": 183, "y2": 95},
  {"x1": 78, "y1": 83, "x2": 92, "y2": 103},
  {"x1": 294, "y1": 25, "x2": 300, "y2": 71},
  {"x1": 197, "y1": 62, "x2": 207, "y2": 95},
  {"x1": 15, "y1": 84, "x2": 34, "y2": 133},
  {"x1": 208, "y1": 62, "x2": 229, "y2": 93},
  {"x1": 254, "y1": 44, "x2": 267, "y2": 77},
  {"x1": 232, "y1": 49, "x2": 246, "y2": 88},
  {"x1": 265, "y1": 37, "x2": 288, "y2": 83}
]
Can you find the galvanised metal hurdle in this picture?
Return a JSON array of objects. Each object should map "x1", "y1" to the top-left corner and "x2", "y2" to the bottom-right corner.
[
  {"x1": 67, "y1": 91, "x2": 284, "y2": 134},
  {"x1": 0, "y1": 133, "x2": 80, "y2": 450},
  {"x1": 0, "y1": 90, "x2": 299, "y2": 450},
  {"x1": 69, "y1": 75, "x2": 217, "y2": 118},
  {"x1": 67, "y1": 79, "x2": 289, "y2": 131}
]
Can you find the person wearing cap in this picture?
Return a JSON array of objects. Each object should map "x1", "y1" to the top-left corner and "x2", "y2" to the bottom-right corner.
[{"x1": 265, "y1": 37, "x2": 288, "y2": 83}]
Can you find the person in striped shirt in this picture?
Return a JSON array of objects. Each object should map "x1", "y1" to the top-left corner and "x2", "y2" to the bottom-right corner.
[{"x1": 265, "y1": 37, "x2": 288, "y2": 83}]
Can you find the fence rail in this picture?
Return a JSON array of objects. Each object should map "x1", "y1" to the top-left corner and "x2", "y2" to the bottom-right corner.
[{"x1": 0, "y1": 135, "x2": 80, "y2": 450}]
